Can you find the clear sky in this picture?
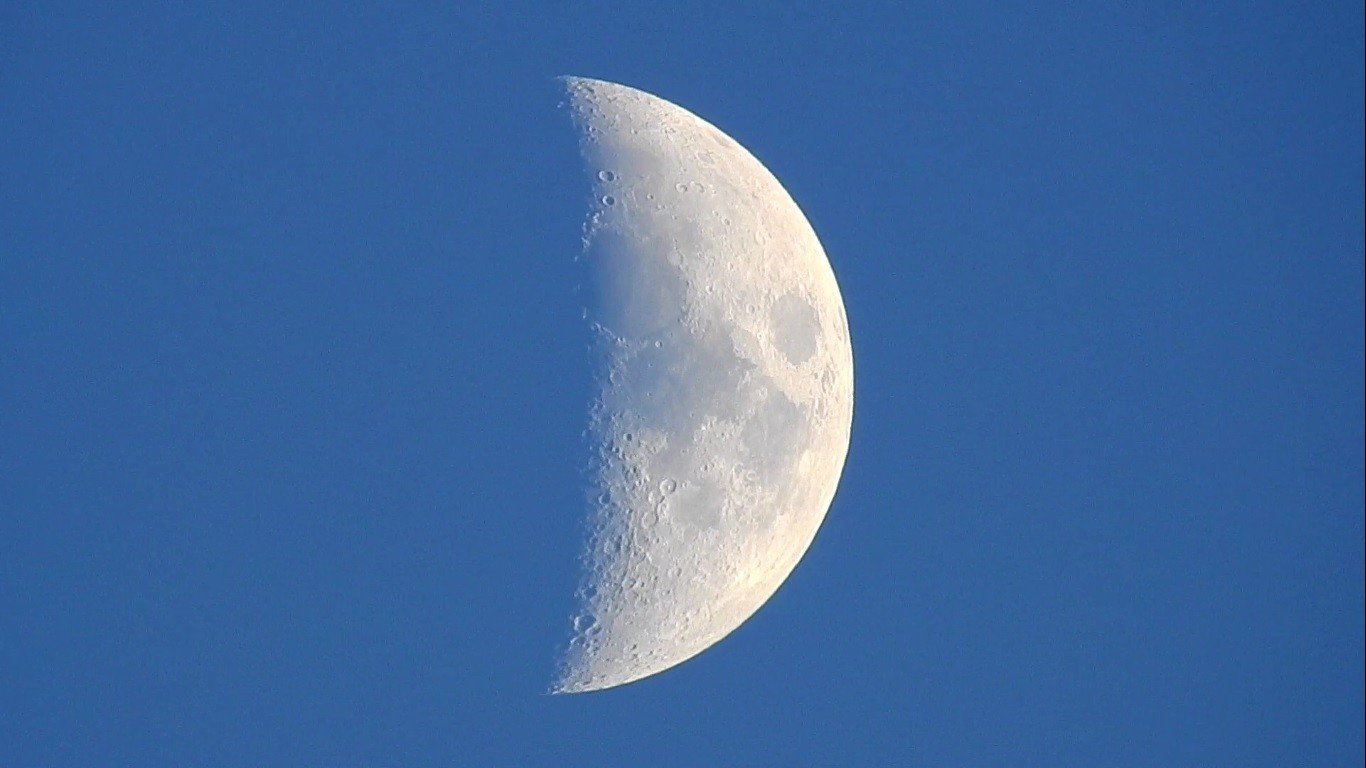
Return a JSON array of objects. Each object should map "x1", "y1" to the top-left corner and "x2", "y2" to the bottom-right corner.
[{"x1": 2, "y1": 2, "x2": 1362, "y2": 765}]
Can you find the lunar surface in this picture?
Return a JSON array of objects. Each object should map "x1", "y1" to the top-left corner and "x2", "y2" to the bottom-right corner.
[{"x1": 555, "y1": 77, "x2": 854, "y2": 693}]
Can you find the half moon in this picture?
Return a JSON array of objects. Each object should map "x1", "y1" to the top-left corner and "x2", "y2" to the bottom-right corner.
[{"x1": 555, "y1": 77, "x2": 854, "y2": 693}]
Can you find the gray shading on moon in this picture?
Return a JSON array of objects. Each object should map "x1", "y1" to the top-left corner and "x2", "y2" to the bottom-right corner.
[{"x1": 554, "y1": 77, "x2": 854, "y2": 694}]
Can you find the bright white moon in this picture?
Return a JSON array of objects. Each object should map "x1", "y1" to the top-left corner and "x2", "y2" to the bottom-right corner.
[{"x1": 555, "y1": 77, "x2": 854, "y2": 693}]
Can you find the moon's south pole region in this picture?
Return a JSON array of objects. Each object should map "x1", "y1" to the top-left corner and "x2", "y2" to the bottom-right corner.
[{"x1": 555, "y1": 77, "x2": 854, "y2": 693}]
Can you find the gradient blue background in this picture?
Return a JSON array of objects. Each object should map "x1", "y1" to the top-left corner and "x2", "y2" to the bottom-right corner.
[{"x1": 3, "y1": 3, "x2": 1362, "y2": 765}]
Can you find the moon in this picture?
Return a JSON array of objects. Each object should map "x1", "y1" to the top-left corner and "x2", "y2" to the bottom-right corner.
[{"x1": 555, "y1": 77, "x2": 854, "y2": 693}]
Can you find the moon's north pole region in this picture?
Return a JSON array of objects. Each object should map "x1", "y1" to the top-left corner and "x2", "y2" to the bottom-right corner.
[{"x1": 555, "y1": 77, "x2": 854, "y2": 694}]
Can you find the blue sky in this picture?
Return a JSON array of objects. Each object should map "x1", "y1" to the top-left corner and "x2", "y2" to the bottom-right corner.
[{"x1": 2, "y1": 2, "x2": 1362, "y2": 765}]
